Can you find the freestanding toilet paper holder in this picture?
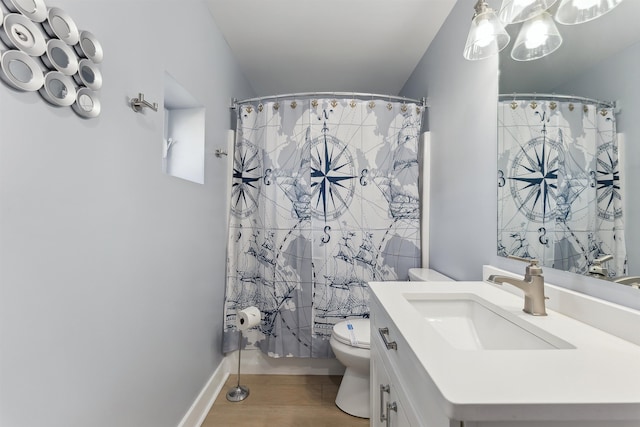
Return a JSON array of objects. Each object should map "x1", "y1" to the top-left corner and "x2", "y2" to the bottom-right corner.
[{"x1": 226, "y1": 331, "x2": 250, "y2": 402}]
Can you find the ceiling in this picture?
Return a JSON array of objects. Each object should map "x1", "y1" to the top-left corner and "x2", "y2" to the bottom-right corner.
[{"x1": 204, "y1": 0, "x2": 457, "y2": 97}]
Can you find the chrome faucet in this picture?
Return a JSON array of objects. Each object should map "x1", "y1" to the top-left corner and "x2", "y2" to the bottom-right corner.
[
  {"x1": 487, "y1": 257, "x2": 547, "y2": 316},
  {"x1": 588, "y1": 254, "x2": 613, "y2": 278}
]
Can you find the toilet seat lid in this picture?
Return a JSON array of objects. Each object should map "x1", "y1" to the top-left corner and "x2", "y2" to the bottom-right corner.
[{"x1": 332, "y1": 319, "x2": 370, "y2": 349}]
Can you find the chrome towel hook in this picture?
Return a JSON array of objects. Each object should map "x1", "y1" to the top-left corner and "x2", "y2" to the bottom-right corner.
[{"x1": 131, "y1": 93, "x2": 158, "y2": 112}]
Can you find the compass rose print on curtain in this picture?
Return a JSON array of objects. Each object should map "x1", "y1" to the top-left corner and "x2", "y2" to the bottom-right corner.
[
  {"x1": 498, "y1": 98, "x2": 626, "y2": 277},
  {"x1": 224, "y1": 98, "x2": 423, "y2": 358}
]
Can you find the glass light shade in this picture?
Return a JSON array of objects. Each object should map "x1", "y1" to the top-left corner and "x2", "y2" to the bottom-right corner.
[
  {"x1": 499, "y1": 0, "x2": 558, "y2": 24},
  {"x1": 555, "y1": 0, "x2": 623, "y2": 25},
  {"x1": 511, "y1": 11, "x2": 563, "y2": 61},
  {"x1": 463, "y1": 9, "x2": 511, "y2": 60}
]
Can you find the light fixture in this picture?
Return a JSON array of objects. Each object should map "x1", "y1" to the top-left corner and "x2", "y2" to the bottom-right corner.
[
  {"x1": 511, "y1": 11, "x2": 563, "y2": 61},
  {"x1": 499, "y1": 0, "x2": 559, "y2": 24},
  {"x1": 555, "y1": 0, "x2": 623, "y2": 25},
  {"x1": 463, "y1": 0, "x2": 510, "y2": 61}
]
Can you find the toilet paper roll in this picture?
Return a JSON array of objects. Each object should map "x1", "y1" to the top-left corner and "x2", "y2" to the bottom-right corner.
[{"x1": 236, "y1": 306, "x2": 261, "y2": 331}]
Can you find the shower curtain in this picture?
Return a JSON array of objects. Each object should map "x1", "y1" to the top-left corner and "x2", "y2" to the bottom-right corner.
[
  {"x1": 498, "y1": 98, "x2": 626, "y2": 277},
  {"x1": 223, "y1": 97, "x2": 423, "y2": 358}
]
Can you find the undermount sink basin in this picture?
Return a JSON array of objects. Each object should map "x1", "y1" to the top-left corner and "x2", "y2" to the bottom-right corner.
[{"x1": 404, "y1": 293, "x2": 574, "y2": 351}]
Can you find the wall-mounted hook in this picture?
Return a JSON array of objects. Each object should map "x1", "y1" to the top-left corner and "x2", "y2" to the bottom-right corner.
[
  {"x1": 131, "y1": 93, "x2": 158, "y2": 112},
  {"x1": 215, "y1": 148, "x2": 228, "y2": 158}
]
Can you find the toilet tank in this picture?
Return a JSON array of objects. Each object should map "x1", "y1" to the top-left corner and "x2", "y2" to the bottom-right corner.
[{"x1": 407, "y1": 268, "x2": 453, "y2": 282}]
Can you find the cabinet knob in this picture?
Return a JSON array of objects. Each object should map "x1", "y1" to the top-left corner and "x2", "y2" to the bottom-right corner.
[{"x1": 386, "y1": 401, "x2": 398, "y2": 427}]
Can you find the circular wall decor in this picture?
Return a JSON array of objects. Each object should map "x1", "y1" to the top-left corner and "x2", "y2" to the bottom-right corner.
[
  {"x1": 39, "y1": 71, "x2": 77, "y2": 106},
  {"x1": 0, "y1": 49, "x2": 44, "y2": 91},
  {"x1": 1, "y1": 13, "x2": 47, "y2": 56},
  {"x1": 74, "y1": 58, "x2": 102, "y2": 90},
  {"x1": 72, "y1": 87, "x2": 100, "y2": 118},
  {"x1": 0, "y1": 3, "x2": 102, "y2": 119},
  {"x1": 42, "y1": 38, "x2": 79, "y2": 75},
  {"x1": 74, "y1": 30, "x2": 103, "y2": 63},
  {"x1": 42, "y1": 7, "x2": 79, "y2": 45},
  {"x1": 1, "y1": 0, "x2": 47, "y2": 22}
]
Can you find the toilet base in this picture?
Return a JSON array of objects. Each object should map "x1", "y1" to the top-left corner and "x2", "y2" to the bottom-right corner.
[{"x1": 335, "y1": 367, "x2": 370, "y2": 418}]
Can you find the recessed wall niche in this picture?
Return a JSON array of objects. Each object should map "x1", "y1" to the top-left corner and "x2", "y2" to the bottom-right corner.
[{"x1": 163, "y1": 72, "x2": 205, "y2": 184}]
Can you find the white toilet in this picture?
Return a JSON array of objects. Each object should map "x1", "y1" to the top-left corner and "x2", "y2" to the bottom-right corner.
[
  {"x1": 330, "y1": 268, "x2": 453, "y2": 418},
  {"x1": 408, "y1": 267, "x2": 454, "y2": 282},
  {"x1": 330, "y1": 318, "x2": 371, "y2": 418}
]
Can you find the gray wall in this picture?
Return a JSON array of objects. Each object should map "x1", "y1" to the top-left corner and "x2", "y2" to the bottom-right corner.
[
  {"x1": 0, "y1": 1, "x2": 253, "y2": 426},
  {"x1": 401, "y1": 0, "x2": 640, "y2": 310},
  {"x1": 401, "y1": 0, "x2": 498, "y2": 281}
]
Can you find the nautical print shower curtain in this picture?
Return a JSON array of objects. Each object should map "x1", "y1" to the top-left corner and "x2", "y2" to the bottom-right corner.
[
  {"x1": 498, "y1": 98, "x2": 626, "y2": 277},
  {"x1": 223, "y1": 98, "x2": 423, "y2": 358}
]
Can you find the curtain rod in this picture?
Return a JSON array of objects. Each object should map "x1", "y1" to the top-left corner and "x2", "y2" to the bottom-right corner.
[
  {"x1": 499, "y1": 93, "x2": 616, "y2": 109},
  {"x1": 230, "y1": 92, "x2": 427, "y2": 109}
]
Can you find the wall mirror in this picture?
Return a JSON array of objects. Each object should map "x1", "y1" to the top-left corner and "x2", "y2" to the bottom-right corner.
[
  {"x1": 0, "y1": 50, "x2": 43, "y2": 91},
  {"x1": 75, "y1": 59, "x2": 101, "y2": 90},
  {"x1": 497, "y1": 0, "x2": 640, "y2": 285},
  {"x1": 43, "y1": 40, "x2": 79, "y2": 76},
  {"x1": 39, "y1": 71, "x2": 75, "y2": 106},
  {"x1": 44, "y1": 8, "x2": 79, "y2": 45},
  {"x1": 51, "y1": 16, "x2": 71, "y2": 37},
  {"x1": 48, "y1": 78, "x2": 66, "y2": 99},
  {"x1": 9, "y1": 58, "x2": 32, "y2": 83},
  {"x1": 82, "y1": 38, "x2": 96, "y2": 57},
  {"x1": 50, "y1": 47, "x2": 69, "y2": 68},
  {"x1": 2, "y1": 0, "x2": 47, "y2": 22},
  {"x1": 72, "y1": 87, "x2": 101, "y2": 118},
  {"x1": 76, "y1": 31, "x2": 103, "y2": 63}
]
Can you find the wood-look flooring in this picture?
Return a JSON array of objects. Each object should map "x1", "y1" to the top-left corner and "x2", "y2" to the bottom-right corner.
[{"x1": 202, "y1": 374, "x2": 369, "y2": 427}]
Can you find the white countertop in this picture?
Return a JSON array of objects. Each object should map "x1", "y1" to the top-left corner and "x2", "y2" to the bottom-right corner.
[{"x1": 369, "y1": 280, "x2": 640, "y2": 421}]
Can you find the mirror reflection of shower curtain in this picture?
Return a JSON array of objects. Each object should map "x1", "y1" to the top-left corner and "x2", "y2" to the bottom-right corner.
[
  {"x1": 498, "y1": 99, "x2": 626, "y2": 277},
  {"x1": 223, "y1": 98, "x2": 423, "y2": 358}
]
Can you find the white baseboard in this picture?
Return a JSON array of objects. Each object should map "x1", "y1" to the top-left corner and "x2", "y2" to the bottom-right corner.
[
  {"x1": 177, "y1": 358, "x2": 230, "y2": 427},
  {"x1": 226, "y1": 349, "x2": 345, "y2": 375}
]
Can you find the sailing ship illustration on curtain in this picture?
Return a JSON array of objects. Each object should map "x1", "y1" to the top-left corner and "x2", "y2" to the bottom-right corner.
[
  {"x1": 497, "y1": 98, "x2": 626, "y2": 277},
  {"x1": 224, "y1": 98, "x2": 423, "y2": 358}
]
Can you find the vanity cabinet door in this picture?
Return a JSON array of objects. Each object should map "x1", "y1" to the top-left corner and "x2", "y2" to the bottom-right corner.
[{"x1": 371, "y1": 340, "x2": 411, "y2": 427}]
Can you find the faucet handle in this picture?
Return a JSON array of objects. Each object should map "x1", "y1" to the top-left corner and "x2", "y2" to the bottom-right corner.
[
  {"x1": 507, "y1": 255, "x2": 542, "y2": 276},
  {"x1": 592, "y1": 254, "x2": 613, "y2": 265},
  {"x1": 507, "y1": 255, "x2": 539, "y2": 266}
]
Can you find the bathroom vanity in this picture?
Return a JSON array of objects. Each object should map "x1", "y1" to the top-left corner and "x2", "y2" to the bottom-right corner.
[{"x1": 369, "y1": 269, "x2": 640, "y2": 427}]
